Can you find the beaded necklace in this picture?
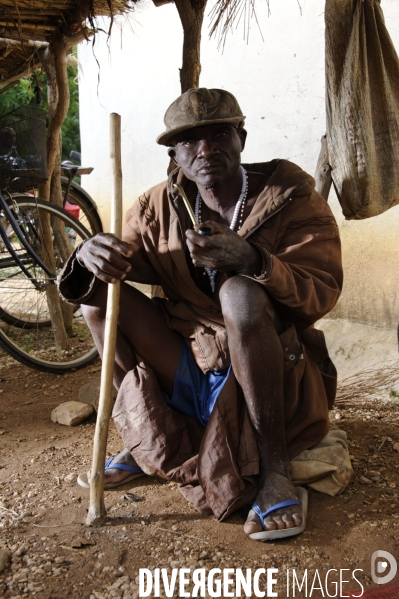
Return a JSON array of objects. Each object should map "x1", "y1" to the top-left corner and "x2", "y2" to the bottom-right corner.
[{"x1": 194, "y1": 165, "x2": 248, "y2": 292}]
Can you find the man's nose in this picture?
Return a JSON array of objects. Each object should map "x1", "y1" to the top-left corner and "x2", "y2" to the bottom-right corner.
[{"x1": 197, "y1": 138, "x2": 218, "y2": 157}]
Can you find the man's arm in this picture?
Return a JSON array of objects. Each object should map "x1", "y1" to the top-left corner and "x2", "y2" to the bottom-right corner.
[
  {"x1": 246, "y1": 195, "x2": 342, "y2": 327},
  {"x1": 58, "y1": 199, "x2": 161, "y2": 304},
  {"x1": 185, "y1": 191, "x2": 342, "y2": 327}
]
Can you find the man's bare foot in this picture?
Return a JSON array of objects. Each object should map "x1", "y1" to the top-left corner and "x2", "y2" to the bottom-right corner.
[
  {"x1": 244, "y1": 472, "x2": 302, "y2": 535},
  {"x1": 86, "y1": 449, "x2": 141, "y2": 486}
]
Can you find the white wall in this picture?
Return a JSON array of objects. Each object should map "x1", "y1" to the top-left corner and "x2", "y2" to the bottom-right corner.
[{"x1": 78, "y1": 0, "x2": 399, "y2": 327}]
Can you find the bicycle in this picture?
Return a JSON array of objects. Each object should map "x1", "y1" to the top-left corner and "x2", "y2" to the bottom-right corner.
[
  {"x1": 0, "y1": 105, "x2": 98, "y2": 373},
  {"x1": 13, "y1": 150, "x2": 103, "y2": 236}
]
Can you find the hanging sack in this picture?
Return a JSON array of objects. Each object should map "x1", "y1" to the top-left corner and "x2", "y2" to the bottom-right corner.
[{"x1": 325, "y1": 0, "x2": 399, "y2": 219}]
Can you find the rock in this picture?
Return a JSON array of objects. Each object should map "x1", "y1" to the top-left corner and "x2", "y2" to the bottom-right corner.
[
  {"x1": 51, "y1": 401, "x2": 94, "y2": 426},
  {"x1": 78, "y1": 378, "x2": 101, "y2": 412},
  {"x1": 393, "y1": 442, "x2": 399, "y2": 453},
  {"x1": 0, "y1": 548, "x2": 10, "y2": 573},
  {"x1": 13, "y1": 545, "x2": 27, "y2": 557},
  {"x1": 123, "y1": 493, "x2": 142, "y2": 503},
  {"x1": 63, "y1": 473, "x2": 77, "y2": 485},
  {"x1": 359, "y1": 476, "x2": 370, "y2": 485}
]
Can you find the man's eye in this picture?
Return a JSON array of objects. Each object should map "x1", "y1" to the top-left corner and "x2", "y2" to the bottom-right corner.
[
  {"x1": 182, "y1": 139, "x2": 196, "y2": 146},
  {"x1": 215, "y1": 130, "x2": 228, "y2": 138}
]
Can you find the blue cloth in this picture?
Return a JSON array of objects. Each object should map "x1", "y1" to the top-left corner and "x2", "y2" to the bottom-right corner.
[{"x1": 164, "y1": 344, "x2": 231, "y2": 427}]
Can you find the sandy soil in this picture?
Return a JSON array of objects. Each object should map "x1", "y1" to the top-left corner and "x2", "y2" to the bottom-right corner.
[{"x1": 0, "y1": 351, "x2": 399, "y2": 599}]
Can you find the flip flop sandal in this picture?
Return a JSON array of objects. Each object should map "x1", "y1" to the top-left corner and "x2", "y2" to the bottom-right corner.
[
  {"x1": 77, "y1": 455, "x2": 145, "y2": 490},
  {"x1": 249, "y1": 486, "x2": 308, "y2": 541}
]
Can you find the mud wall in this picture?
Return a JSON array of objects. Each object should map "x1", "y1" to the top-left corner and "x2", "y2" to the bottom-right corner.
[{"x1": 77, "y1": 0, "x2": 399, "y2": 328}]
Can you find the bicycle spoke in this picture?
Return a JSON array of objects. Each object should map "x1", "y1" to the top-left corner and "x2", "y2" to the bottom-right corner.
[{"x1": 0, "y1": 197, "x2": 97, "y2": 372}]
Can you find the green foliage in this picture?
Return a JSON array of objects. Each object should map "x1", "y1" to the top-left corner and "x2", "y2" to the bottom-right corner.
[
  {"x1": 0, "y1": 53, "x2": 80, "y2": 162},
  {"x1": 0, "y1": 78, "x2": 34, "y2": 114}
]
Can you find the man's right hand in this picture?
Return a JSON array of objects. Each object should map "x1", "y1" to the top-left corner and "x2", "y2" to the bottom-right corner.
[{"x1": 76, "y1": 233, "x2": 134, "y2": 284}]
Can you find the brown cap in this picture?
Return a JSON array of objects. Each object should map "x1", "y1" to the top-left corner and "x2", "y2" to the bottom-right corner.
[{"x1": 157, "y1": 87, "x2": 245, "y2": 146}]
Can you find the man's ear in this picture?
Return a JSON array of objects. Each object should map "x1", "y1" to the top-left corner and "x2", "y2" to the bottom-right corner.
[
  {"x1": 238, "y1": 128, "x2": 247, "y2": 152},
  {"x1": 167, "y1": 147, "x2": 179, "y2": 166}
]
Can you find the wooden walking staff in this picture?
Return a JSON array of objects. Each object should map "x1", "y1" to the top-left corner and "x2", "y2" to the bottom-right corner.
[{"x1": 86, "y1": 113, "x2": 123, "y2": 526}]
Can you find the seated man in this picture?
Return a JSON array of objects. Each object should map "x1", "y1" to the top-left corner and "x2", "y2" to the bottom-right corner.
[{"x1": 58, "y1": 88, "x2": 343, "y2": 541}]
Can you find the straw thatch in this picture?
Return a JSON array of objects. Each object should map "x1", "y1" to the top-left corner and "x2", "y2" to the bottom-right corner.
[
  {"x1": 0, "y1": 1, "x2": 134, "y2": 42},
  {"x1": 0, "y1": 1, "x2": 137, "y2": 85}
]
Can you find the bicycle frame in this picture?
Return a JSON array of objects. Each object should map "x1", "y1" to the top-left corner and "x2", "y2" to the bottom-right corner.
[
  {"x1": 61, "y1": 164, "x2": 94, "y2": 204},
  {"x1": 0, "y1": 189, "x2": 54, "y2": 282}
]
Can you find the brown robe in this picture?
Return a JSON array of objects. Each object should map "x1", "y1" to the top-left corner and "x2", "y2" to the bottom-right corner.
[{"x1": 58, "y1": 159, "x2": 343, "y2": 520}]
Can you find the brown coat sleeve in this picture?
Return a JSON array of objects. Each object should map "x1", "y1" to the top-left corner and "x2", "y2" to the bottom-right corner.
[
  {"x1": 122, "y1": 196, "x2": 161, "y2": 285},
  {"x1": 57, "y1": 195, "x2": 161, "y2": 304},
  {"x1": 248, "y1": 191, "x2": 343, "y2": 329}
]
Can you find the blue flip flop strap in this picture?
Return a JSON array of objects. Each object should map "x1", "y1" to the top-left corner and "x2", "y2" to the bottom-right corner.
[
  {"x1": 105, "y1": 456, "x2": 142, "y2": 474},
  {"x1": 253, "y1": 499, "x2": 301, "y2": 531}
]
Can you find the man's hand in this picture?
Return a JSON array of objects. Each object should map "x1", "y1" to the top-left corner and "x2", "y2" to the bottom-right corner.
[
  {"x1": 76, "y1": 233, "x2": 134, "y2": 284},
  {"x1": 186, "y1": 221, "x2": 262, "y2": 276}
]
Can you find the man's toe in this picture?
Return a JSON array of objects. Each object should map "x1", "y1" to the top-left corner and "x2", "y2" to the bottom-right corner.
[
  {"x1": 263, "y1": 517, "x2": 278, "y2": 531},
  {"x1": 282, "y1": 513, "x2": 296, "y2": 528},
  {"x1": 292, "y1": 512, "x2": 302, "y2": 527},
  {"x1": 244, "y1": 510, "x2": 263, "y2": 534},
  {"x1": 272, "y1": 516, "x2": 286, "y2": 530}
]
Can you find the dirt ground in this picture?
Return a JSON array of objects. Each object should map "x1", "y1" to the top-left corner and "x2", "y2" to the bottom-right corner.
[{"x1": 1, "y1": 351, "x2": 399, "y2": 599}]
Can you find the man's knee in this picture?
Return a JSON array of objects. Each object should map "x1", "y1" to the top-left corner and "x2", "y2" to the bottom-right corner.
[
  {"x1": 80, "y1": 281, "x2": 108, "y2": 324},
  {"x1": 219, "y1": 276, "x2": 281, "y2": 330},
  {"x1": 81, "y1": 302, "x2": 105, "y2": 328}
]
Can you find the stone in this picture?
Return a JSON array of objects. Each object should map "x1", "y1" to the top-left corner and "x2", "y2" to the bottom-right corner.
[
  {"x1": 13, "y1": 545, "x2": 27, "y2": 557},
  {"x1": 51, "y1": 401, "x2": 94, "y2": 426},
  {"x1": 123, "y1": 493, "x2": 142, "y2": 503},
  {"x1": 78, "y1": 378, "x2": 101, "y2": 412},
  {"x1": 393, "y1": 442, "x2": 399, "y2": 453},
  {"x1": 63, "y1": 473, "x2": 77, "y2": 485},
  {"x1": 0, "y1": 548, "x2": 10, "y2": 573},
  {"x1": 359, "y1": 476, "x2": 370, "y2": 485}
]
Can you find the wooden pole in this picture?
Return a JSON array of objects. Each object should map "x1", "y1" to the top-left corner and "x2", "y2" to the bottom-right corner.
[{"x1": 86, "y1": 113, "x2": 123, "y2": 526}]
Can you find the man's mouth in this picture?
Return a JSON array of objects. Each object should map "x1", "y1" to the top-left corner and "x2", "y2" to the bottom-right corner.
[{"x1": 197, "y1": 162, "x2": 222, "y2": 174}]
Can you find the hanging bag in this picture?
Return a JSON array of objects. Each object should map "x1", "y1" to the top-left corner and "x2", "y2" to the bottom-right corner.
[{"x1": 325, "y1": 0, "x2": 399, "y2": 219}]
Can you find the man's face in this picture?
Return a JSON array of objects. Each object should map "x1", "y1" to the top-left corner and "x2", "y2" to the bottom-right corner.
[{"x1": 168, "y1": 123, "x2": 246, "y2": 189}]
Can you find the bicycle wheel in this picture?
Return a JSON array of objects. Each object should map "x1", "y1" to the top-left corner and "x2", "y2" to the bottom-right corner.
[
  {"x1": 12, "y1": 179, "x2": 103, "y2": 236},
  {"x1": 0, "y1": 197, "x2": 98, "y2": 373},
  {"x1": 61, "y1": 177, "x2": 103, "y2": 235}
]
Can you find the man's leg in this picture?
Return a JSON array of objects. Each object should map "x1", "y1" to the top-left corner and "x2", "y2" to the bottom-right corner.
[
  {"x1": 219, "y1": 276, "x2": 302, "y2": 534},
  {"x1": 81, "y1": 281, "x2": 184, "y2": 484}
]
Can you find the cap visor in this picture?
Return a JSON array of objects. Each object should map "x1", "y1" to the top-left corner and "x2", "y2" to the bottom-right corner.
[{"x1": 156, "y1": 116, "x2": 245, "y2": 146}]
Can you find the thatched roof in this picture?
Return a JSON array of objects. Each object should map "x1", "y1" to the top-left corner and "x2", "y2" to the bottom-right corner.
[{"x1": 0, "y1": 1, "x2": 136, "y2": 85}]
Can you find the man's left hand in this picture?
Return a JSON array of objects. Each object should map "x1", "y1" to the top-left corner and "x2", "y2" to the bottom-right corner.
[{"x1": 186, "y1": 221, "x2": 262, "y2": 276}]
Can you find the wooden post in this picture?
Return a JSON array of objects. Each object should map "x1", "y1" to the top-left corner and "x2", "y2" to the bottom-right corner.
[
  {"x1": 314, "y1": 134, "x2": 333, "y2": 201},
  {"x1": 37, "y1": 39, "x2": 70, "y2": 352},
  {"x1": 86, "y1": 113, "x2": 123, "y2": 526},
  {"x1": 174, "y1": 0, "x2": 206, "y2": 92}
]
